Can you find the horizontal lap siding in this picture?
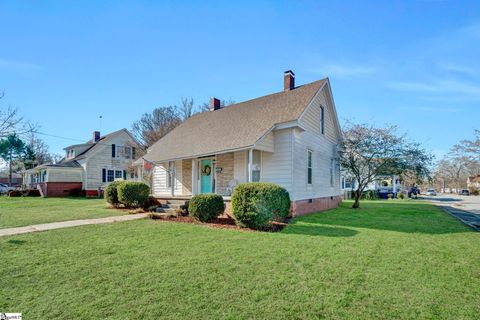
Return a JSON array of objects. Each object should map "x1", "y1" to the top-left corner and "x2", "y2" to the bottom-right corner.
[
  {"x1": 85, "y1": 132, "x2": 137, "y2": 190},
  {"x1": 233, "y1": 151, "x2": 247, "y2": 183},
  {"x1": 152, "y1": 161, "x2": 184, "y2": 196},
  {"x1": 295, "y1": 86, "x2": 342, "y2": 200},
  {"x1": 261, "y1": 128, "x2": 293, "y2": 193},
  {"x1": 47, "y1": 169, "x2": 82, "y2": 182}
]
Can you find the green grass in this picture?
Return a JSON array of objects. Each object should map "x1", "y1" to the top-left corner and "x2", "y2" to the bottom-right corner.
[
  {"x1": 1, "y1": 200, "x2": 479, "y2": 319},
  {"x1": 0, "y1": 197, "x2": 124, "y2": 228}
]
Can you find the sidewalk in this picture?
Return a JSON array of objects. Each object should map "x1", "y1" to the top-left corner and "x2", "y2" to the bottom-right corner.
[{"x1": 0, "y1": 213, "x2": 149, "y2": 237}]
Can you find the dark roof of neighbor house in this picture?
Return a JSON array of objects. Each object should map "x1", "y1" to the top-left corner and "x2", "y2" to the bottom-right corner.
[
  {"x1": 143, "y1": 78, "x2": 328, "y2": 163},
  {"x1": 34, "y1": 160, "x2": 82, "y2": 170}
]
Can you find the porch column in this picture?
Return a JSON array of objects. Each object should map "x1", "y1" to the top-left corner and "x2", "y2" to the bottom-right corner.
[
  {"x1": 392, "y1": 175, "x2": 397, "y2": 194},
  {"x1": 247, "y1": 149, "x2": 253, "y2": 182},
  {"x1": 191, "y1": 159, "x2": 197, "y2": 195}
]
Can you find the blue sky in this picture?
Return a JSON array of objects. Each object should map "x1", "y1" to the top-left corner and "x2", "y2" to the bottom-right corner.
[{"x1": 0, "y1": 0, "x2": 479, "y2": 158}]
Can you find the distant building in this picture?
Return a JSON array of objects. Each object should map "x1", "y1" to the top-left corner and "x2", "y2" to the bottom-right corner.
[
  {"x1": 0, "y1": 171, "x2": 23, "y2": 187},
  {"x1": 467, "y1": 175, "x2": 480, "y2": 189}
]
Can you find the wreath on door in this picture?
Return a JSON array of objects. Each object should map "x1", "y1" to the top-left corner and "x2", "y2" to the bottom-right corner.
[{"x1": 201, "y1": 165, "x2": 212, "y2": 176}]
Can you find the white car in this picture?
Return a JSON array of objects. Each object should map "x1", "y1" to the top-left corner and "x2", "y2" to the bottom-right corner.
[
  {"x1": 426, "y1": 189, "x2": 437, "y2": 196},
  {"x1": 0, "y1": 183, "x2": 16, "y2": 194}
]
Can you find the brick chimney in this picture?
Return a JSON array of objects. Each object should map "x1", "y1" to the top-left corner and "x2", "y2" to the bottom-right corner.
[
  {"x1": 210, "y1": 97, "x2": 221, "y2": 111},
  {"x1": 284, "y1": 70, "x2": 295, "y2": 91},
  {"x1": 93, "y1": 131, "x2": 101, "y2": 142}
]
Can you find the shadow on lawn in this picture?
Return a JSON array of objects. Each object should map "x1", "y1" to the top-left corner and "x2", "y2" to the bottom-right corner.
[{"x1": 284, "y1": 201, "x2": 471, "y2": 235}]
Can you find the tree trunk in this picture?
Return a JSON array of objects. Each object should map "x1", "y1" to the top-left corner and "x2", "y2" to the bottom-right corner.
[
  {"x1": 8, "y1": 149, "x2": 12, "y2": 187},
  {"x1": 352, "y1": 189, "x2": 361, "y2": 209}
]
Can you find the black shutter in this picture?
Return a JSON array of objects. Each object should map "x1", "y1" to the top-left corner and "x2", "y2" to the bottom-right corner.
[
  {"x1": 132, "y1": 147, "x2": 136, "y2": 159},
  {"x1": 112, "y1": 144, "x2": 116, "y2": 158},
  {"x1": 102, "y1": 168, "x2": 106, "y2": 182},
  {"x1": 123, "y1": 170, "x2": 127, "y2": 180}
]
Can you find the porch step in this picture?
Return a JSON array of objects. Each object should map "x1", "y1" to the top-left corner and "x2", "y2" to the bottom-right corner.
[
  {"x1": 162, "y1": 203, "x2": 182, "y2": 210},
  {"x1": 166, "y1": 199, "x2": 189, "y2": 206},
  {"x1": 155, "y1": 207, "x2": 178, "y2": 215}
]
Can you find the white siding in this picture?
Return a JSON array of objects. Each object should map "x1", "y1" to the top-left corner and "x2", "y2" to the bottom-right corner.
[
  {"x1": 255, "y1": 131, "x2": 274, "y2": 152},
  {"x1": 84, "y1": 131, "x2": 139, "y2": 190},
  {"x1": 261, "y1": 128, "x2": 293, "y2": 193},
  {"x1": 293, "y1": 85, "x2": 342, "y2": 200},
  {"x1": 151, "y1": 161, "x2": 184, "y2": 196},
  {"x1": 47, "y1": 168, "x2": 82, "y2": 182}
]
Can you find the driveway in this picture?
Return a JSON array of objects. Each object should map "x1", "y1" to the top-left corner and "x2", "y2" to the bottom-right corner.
[{"x1": 422, "y1": 193, "x2": 480, "y2": 231}]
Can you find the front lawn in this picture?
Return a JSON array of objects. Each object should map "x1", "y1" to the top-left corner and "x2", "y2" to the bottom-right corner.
[
  {"x1": 1, "y1": 200, "x2": 479, "y2": 319},
  {"x1": 0, "y1": 197, "x2": 124, "y2": 228}
]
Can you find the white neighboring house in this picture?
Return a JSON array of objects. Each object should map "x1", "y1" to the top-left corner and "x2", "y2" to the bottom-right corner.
[
  {"x1": 341, "y1": 174, "x2": 402, "y2": 195},
  {"x1": 135, "y1": 71, "x2": 343, "y2": 216},
  {"x1": 24, "y1": 129, "x2": 142, "y2": 197}
]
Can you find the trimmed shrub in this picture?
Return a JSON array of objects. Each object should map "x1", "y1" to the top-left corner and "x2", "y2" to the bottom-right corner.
[
  {"x1": 469, "y1": 187, "x2": 479, "y2": 196},
  {"x1": 189, "y1": 194, "x2": 225, "y2": 222},
  {"x1": 105, "y1": 181, "x2": 123, "y2": 205},
  {"x1": 8, "y1": 190, "x2": 22, "y2": 197},
  {"x1": 117, "y1": 181, "x2": 150, "y2": 208},
  {"x1": 387, "y1": 193, "x2": 393, "y2": 199},
  {"x1": 361, "y1": 190, "x2": 379, "y2": 200},
  {"x1": 231, "y1": 182, "x2": 291, "y2": 230},
  {"x1": 397, "y1": 192, "x2": 405, "y2": 199}
]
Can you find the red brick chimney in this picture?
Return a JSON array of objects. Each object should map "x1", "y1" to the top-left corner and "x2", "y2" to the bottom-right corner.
[
  {"x1": 284, "y1": 70, "x2": 295, "y2": 91},
  {"x1": 93, "y1": 131, "x2": 101, "y2": 142},
  {"x1": 210, "y1": 97, "x2": 221, "y2": 111}
]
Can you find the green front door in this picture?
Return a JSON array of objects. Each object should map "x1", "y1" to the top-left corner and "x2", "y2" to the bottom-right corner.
[{"x1": 200, "y1": 159, "x2": 212, "y2": 193}]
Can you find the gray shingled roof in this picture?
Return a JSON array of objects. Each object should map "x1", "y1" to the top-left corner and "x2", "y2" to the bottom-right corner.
[{"x1": 144, "y1": 78, "x2": 327, "y2": 163}]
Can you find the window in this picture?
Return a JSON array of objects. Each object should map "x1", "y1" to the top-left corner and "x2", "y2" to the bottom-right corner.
[
  {"x1": 252, "y1": 150, "x2": 261, "y2": 182},
  {"x1": 116, "y1": 146, "x2": 132, "y2": 159},
  {"x1": 115, "y1": 170, "x2": 123, "y2": 179},
  {"x1": 307, "y1": 150, "x2": 313, "y2": 185},
  {"x1": 345, "y1": 177, "x2": 353, "y2": 189},
  {"x1": 107, "y1": 170, "x2": 115, "y2": 182},
  {"x1": 320, "y1": 106, "x2": 325, "y2": 134},
  {"x1": 330, "y1": 159, "x2": 334, "y2": 187},
  {"x1": 167, "y1": 161, "x2": 175, "y2": 188}
]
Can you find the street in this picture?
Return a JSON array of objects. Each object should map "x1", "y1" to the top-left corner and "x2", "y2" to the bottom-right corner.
[{"x1": 422, "y1": 193, "x2": 480, "y2": 231}]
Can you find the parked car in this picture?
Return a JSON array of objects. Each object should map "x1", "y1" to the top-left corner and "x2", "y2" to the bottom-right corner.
[
  {"x1": 0, "y1": 183, "x2": 16, "y2": 194},
  {"x1": 408, "y1": 187, "x2": 420, "y2": 198},
  {"x1": 458, "y1": 189, "x2": 470, "y2": 196},
  {"x1": 426, "y1": 188, "x2": 437, "y2": 196}
]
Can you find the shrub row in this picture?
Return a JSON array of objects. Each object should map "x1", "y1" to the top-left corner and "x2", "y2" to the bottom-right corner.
[
  {"x1": 105, "y1": 181, "x2": 150, "y2": 208},
  {"x1": 188, "y1": 182, "x2": 291, "y2": 230}
]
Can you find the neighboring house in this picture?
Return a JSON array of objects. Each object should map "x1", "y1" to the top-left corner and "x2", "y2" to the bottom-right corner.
[
  {"x1": 467, "y1": 175, "x2": 480, "y2": 189},
  {"x1": 0, "y1": 171, "x2": 23, "y2": 187},
  {"x1": 136, "y1": 71, "x2": 343, "y2": 216},
  {"x1": 341, "y1": 174, "x2": 402, "y2": 195},
  {"x1": 24, "y1": 129, "x2": 141, "y2": 197}
]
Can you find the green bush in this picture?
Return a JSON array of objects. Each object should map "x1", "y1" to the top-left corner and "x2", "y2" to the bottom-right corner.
[
  {"x1": 117, "y1": 181, "x2": 150, "y2": 208},
  {"x1": 189, "y1": 194, "x2": 225, "y2": 222},
  {"x1": 469, "y1": 187, "x2": 479, "y2": 196},
  {"x1": 231, "y1": 182, "x2": 291, "y2": 230},
  {"x1": 105, "y1": 181, "x2": 123, "y2": 205},
  {"x1": 387, "y1": 193, "x2": 393, "y2": 199},
  {"x1": 397, "y1": 192, "x2": 405, "y2": 199},
  {"x1": 361, "y1": 190, "x2": 379, "y2": 200}
]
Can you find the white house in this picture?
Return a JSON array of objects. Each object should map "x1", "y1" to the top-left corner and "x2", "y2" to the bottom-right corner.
[
  {"x1": 137, "y1": 71, "x2": 343, "y2": 216},
  {"x1": 24, "y1": 129, "x2": 142, "y2": 197}
]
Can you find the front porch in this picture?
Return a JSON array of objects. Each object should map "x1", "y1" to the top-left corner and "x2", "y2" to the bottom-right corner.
[{"x1": 147, "y1": 148, "x2": 267, "y2": 199}]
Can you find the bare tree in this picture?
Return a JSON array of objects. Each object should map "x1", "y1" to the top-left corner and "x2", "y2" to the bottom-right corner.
[
  {"x1": 341, "y1": 122, "x2": 433, "y2": 208},
  {"x1": 199, "y1": 98, "x2": 236, "y2": 112},
  {"x1": 131, "y1": 106, "x2": 182, "y2": 148},
  {"x1": 179, "y1": 97, "x2": 195, "y2": 120},
  {"x1": 0, "y1": 92, "x2": 38, "y2": 137}
]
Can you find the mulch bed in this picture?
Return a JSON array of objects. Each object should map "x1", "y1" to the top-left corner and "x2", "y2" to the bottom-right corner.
[{"x1": 149, "y1": 214, "x2": 290, "y2": 232}]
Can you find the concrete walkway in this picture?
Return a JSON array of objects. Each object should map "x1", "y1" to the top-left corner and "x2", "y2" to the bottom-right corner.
[{"x1": 0, "y1": 213, "x2": 149, "y2": 237}]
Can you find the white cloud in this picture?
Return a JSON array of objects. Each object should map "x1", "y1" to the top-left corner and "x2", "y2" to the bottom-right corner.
[
  {"x1": 0, "y1": 58, "x2": 42, "y2": 71},
  {"x1": 314, "y1": 64, "x2": 376, "y2": 78},
  {"x1": 438, "y1": 62, "x2": 478, "y2": 77},
  {"x1": 387, "y1": 79, "x2": 480, "y2": 97}
]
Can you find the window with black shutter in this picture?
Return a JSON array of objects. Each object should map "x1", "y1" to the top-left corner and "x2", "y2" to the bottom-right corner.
[
  {"x1": 132, "y1": 147, "x2": 136, "y2": 159},
  {"x1": 102, "y1": 168, "x2": 106, "y2": 182},
  {"x1": 123, "y1": 170, "x2": 127, "y2": 180},
  {"x1": 112, "y1": 144, "x2": 116, "y2": 158}
]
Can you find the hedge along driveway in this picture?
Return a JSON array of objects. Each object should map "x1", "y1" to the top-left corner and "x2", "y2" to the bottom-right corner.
[
  {"x1": 1, "y1": 200, "x2": 479, "y2": 319},
  {"x1": 0, "y1": 197, "x2": 125, "y2": 228}
]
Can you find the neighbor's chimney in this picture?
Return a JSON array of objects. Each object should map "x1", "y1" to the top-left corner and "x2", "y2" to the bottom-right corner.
[
  {"x1": 93, "y1": 131, "x2": 101, "y2": 142},
  {"x1": 284, "y1": 70, "x2": 295, "y2": 91},
  {"x1": 210, "y1": 97, "x2": 221, "y2": 111}
]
